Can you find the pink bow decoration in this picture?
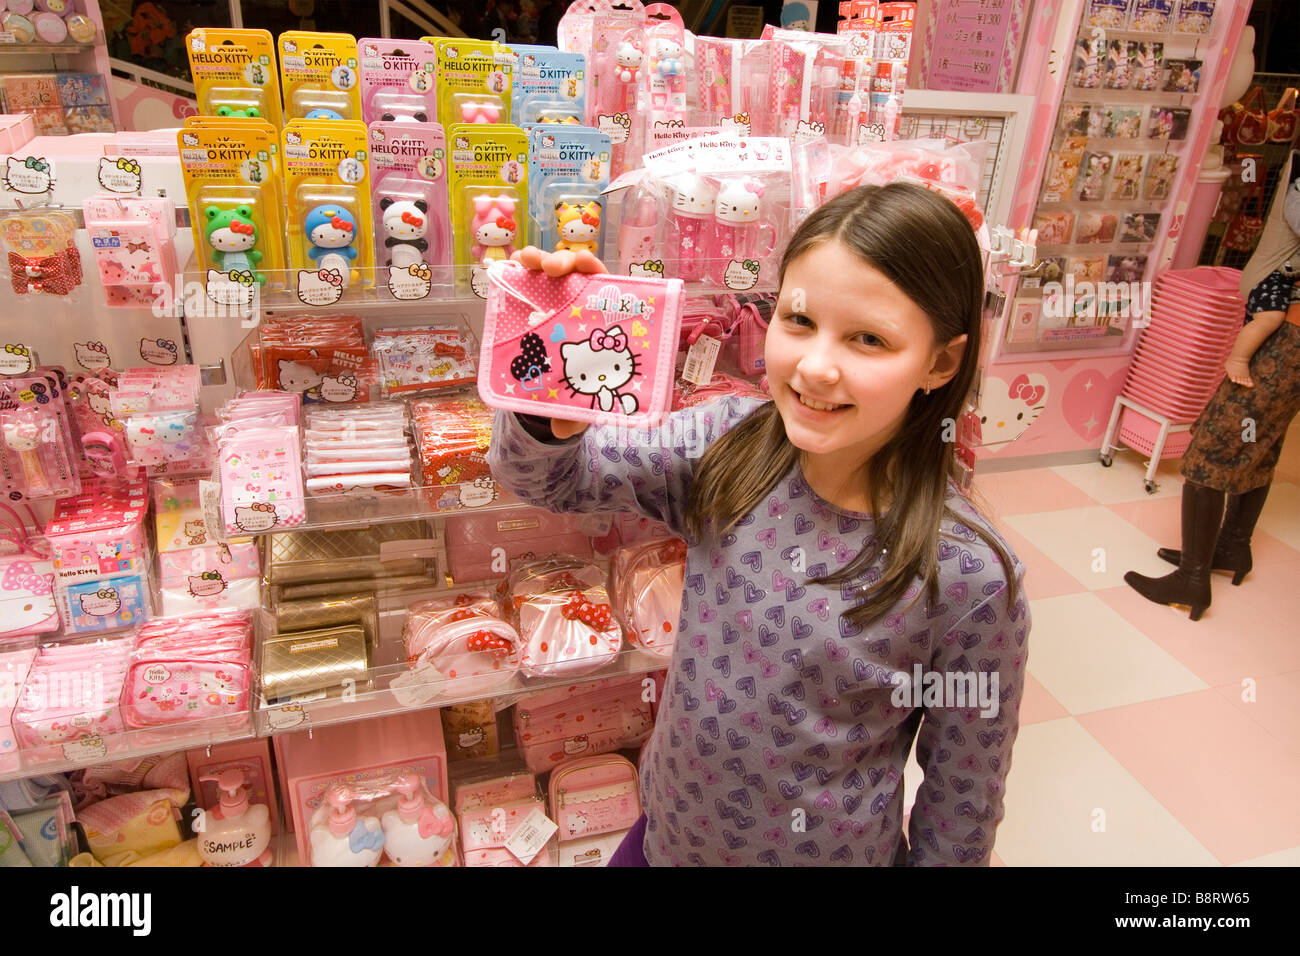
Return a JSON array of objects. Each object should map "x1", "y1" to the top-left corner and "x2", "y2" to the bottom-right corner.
[
  {"x1": 418, "y1": 807, "x2": 455, "y2": 840},
  {"x1": 318, "y1": 269, "x2": 343, "y2": 287},
  {"x1": 589, "y1": 329, "x2": 627, "y2": 352},
  {"x1": 402, "y1": 211, "x2": 424, "y2": 228},
  {"x1": 1, "y1": 559, "x2": 51, "y2": 596},
  {"x1": 1008, "y1": 373, "x2": 1045, "y2": 405},
  {"x1": 742, "y1": 180, "x2": 765, "y2": 197}
]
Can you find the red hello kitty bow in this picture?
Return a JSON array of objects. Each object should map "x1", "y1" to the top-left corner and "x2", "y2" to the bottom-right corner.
[
  {"x1": 495, "y1": 216, "x2": 516, "y2": 232},
  {"x1": 331, "y1": 216, "x2": 354, "y2": 233},
  {"x1": 230, "y1": 221, "x2": 255, "y2": 235},
  {"x1": 402, "y1": 211, "x2": 424, "y2": 228},
  {"x1": 589, "y1": 329, "x2": 626, "y2": 352},
  {"x1": 561, "y1": 591, "x2": 613, "y2": 630}
]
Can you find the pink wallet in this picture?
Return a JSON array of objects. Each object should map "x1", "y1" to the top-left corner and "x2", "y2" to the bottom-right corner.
[{"x1": 479, "y1": 260, "x2": 685, "y2": 425}]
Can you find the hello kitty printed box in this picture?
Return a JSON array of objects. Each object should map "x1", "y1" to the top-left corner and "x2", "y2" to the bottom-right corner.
[
  {"x1": 46, "y1": 478, "x2": 150, "y2": 585},
  {"x1": 479, "y1": 260, "x2": 685, "y2": 425}
]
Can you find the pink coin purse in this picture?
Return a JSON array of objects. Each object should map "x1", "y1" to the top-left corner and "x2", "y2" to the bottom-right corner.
[{"x1": 479, "y1": 260, "x2": 685, "y2": 426}]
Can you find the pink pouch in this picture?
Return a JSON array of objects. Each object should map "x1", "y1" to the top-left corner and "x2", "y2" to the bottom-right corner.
[
  {"x1": 549, "y1": 753, "x2": 642, "y2": 845},
  {"x1": 458, "y1": 795, "x2": 553, "y2": 867},
  {"x1": 479, "y1": 260, "x2": 685, "y2": 425},
  {"x1": 0, "y1": 555, "x2": 59, "y2": 637},
  {"x1": 401, "y1": 592, "x2": 521, "y2": 699},
  {"x1": 445, "y1": 507, "x2": 594, "y2": 583},
  {"x1": 512, "y1": 675, "x2": 654, "y2": 772},
  {"x1": 508, "y1": 559, "x2": 622, "y2": 679},
  {"x1": 613, "y1": 538, "x2": 686, "y2": 661}
]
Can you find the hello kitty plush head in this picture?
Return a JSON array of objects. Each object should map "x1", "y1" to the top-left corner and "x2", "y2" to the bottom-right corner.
[
  {"x1": 561, "y1": 327, "x2": 639, "y2": 415},
  {"x1": 714, "y1": 179, "x2": 764, "y2": 225},
  {"x1": 669, "y1": 173, "x2": 716, "y2": 217}
]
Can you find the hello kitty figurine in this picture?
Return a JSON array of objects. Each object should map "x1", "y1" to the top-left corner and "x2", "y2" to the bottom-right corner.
[
  {"x1": 309, "y1": 785, "x2": 384, "y2": 867},
  {"x1": 380, "y1": 773, "x2": 456, "y2": 866},
  {"x1": 668, "y1": 173, "x2": 717, "y2": 281},
  {"x1": 561, "y1": 326, "x2": 639, "y2": 414},
  {"x1": 471, "y1": 195, "x2": 518, "y2": 265},
  {"x1": 615, "y1": 41, "x2": 643, "y2": 84}
]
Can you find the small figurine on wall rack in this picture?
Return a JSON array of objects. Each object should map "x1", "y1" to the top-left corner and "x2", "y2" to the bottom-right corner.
[
  {"x1": 205, "y1": 205, "x2": 265, "y2": 284},
  {"x1": 471, "y1": 195, "x2": 518, "y2": 265},
  {"x1": 378, "y1": 197, "x2": 429, "y2": 269},
  {"x1": 555, "y1": 200, "x2": 601, "y2": 255},
  {"x1": 305, "y1": 204, "x2": 359, "y2": 287}
]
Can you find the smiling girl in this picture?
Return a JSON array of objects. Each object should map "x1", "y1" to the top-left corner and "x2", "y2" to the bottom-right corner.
[{"x1": 488, "y1": 182, "x2": 1031, "y2": 866}]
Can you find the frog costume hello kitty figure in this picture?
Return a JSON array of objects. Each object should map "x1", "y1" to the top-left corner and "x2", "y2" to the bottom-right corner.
[
  {"x1": 305, "y1": 205, "x2": 359, "y2": 288},
  {"x1": 309, "y1": 784, "x2": 384, "y2": 867},
  {"x1": 380, "y1": 773, "x2": 457, "y2": 866}
]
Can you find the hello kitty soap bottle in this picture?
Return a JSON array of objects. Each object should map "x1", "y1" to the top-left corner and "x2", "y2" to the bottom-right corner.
[
  {"x1": 308, "y1": 783, "x2": 384, "y2": 867},
  {"x1": 380, "y1": 772, "x2": 456, "y2": 867},
  {"x1": 197, "y1": 769, "x2": 273, "y2": 867},
  {"x1": 710, "y1": 177, "x2": 777, "y2": 287}
]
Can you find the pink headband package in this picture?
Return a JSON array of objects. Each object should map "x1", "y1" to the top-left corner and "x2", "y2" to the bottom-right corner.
[{"x1": 479, "y1": 260, "x2": 684, "y2": 426}]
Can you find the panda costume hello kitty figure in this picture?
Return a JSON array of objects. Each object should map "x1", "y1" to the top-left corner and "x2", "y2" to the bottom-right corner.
[
  {"x1": 378, "y1": 197, "x2": 429, "y2": 270},
  {"x1": 561, "y1": 326, "x2": 639, "y2": 415}
]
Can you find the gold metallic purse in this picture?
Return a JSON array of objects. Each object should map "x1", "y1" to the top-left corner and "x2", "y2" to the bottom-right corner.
[
  {"x1": 260, "y1": 625, "x2": 370, "y2": 702},
  {"x1": 266, "y1": 520, "x2": 441, "y2": 585}
]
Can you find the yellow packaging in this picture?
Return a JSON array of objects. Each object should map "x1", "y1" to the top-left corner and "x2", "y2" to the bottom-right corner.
[
  {"x1": 282, "y1": 119, "x2": 375, "y2": 292},
  {"x1": 429, "y1": 38, "x2": 516, "y2": 129},
  {"x1": 278, "y1": 31, "x2": 362, "y2": 122},
  {"x1": 186, "y1": 28, "x2": 284, "y2": 128},
  {"x1": 177, "y1": 123, "x2": 286, "y2": 288}
]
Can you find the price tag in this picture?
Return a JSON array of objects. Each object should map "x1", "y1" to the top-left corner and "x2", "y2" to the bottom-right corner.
[
  {"x1": 503, "y1": 808, "x2": 558, "y2": 865},
  {"x1": 682, "y1": 334, "x2": 721, "y2": 386}
]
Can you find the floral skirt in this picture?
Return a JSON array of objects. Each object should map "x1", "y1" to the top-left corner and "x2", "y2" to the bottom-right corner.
[{"x1": 1180, "y1": 320, "x2": 1300, "y2": 494}]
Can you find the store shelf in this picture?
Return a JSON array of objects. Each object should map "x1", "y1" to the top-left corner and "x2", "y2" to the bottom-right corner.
[
  {"x1": 0, "y1": 42, "x2": 98, "y2": 56},
  {"x1": 253, "y1": 643, "x2": 667, "y2": 737},
  {"x1": 0, "y1": 715, "x2": 255, "y2": 784},
  {"x1": 286, "y1": 480, "x2": 526, "y2": 532}
]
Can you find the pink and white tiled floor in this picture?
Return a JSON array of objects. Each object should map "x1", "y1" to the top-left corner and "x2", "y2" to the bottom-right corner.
[{"x1": 902, "y1": 453, "x2": 1300, "y2": 867}]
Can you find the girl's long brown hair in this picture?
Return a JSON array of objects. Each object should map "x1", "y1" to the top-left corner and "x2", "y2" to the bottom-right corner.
[{"x1": 684, "y1": 183, "x2": 1017, "y2": 628}]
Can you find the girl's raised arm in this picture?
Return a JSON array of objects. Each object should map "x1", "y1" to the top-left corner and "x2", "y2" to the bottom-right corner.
[{"x1": 487, "y1": 395, "x2": 763, "y2": 535}]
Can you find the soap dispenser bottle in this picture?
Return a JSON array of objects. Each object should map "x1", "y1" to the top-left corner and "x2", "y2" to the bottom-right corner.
[
  {"x1": 380, "y1": 772, "x2": 456, "y2": 866},
  {"x1": 308, "y1": 783, "x2": 384, "y2": 867},
  {"x1": 197, "y1": 768, "x2": 273, "y2": 867}
]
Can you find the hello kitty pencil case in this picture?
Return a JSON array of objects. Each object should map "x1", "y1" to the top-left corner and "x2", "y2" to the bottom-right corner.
[{"x1": 479, "y1": 260, "x2": 685, "y2": 426}]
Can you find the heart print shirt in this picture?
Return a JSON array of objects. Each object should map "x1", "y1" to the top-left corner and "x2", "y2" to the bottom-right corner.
[{"x1": 488, "y1": 395, "x2": 1030, "y2": 866}]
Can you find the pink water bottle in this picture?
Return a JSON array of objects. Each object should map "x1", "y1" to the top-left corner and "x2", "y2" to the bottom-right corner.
[
  {"x1": 667, "y1": 172, "x2": 716, "y2": 282},
  {"x1": 710, "y1": 178, "x2": 777, "y2": 286}
]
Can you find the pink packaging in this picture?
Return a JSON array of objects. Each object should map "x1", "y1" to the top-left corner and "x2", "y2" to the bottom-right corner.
[
  {"x1": 359, "y1": 38, "x2": 438, "y2": 124},
  {"x1": 0, "y1": 113, "x2": 36, "y2": 153},
  {"x1": 0, "y1": 555, "x2": 60, "y2": 637},
  {"x1": 157, "y1": 542, "x2": 260, "y2": 615},
  {"x1": 0, "y1": 644, "x2": 37, "y2": 773},
  {"x1": 399, "y1": 591, "x2": 521, "y2": 700},
  {"x1": 458, "y1": 795, "x2": 553, "y2": 866},
  {"x1": 507, "y1": 558, "x2": 623, "y2": 679},
  {"x1": 479, "y1": 260, "x2": 684, "y2": 426},
  {"x1": 611, "y1": 537, "x2": 686, "y2": 662},
  {"x1": 446, "y1": 506, "x2": 594, "y2": 583},
  {"x1": 121, "y1": 611, "x2": 253, "y2": 731},
  {"x1": 187, "y1": 738, "x2": 280, "y2": 836},
  {"x1": 512, "y1": 674, "x2": 654, "y2": 772},
  {"x1": 46, "y1": 477, "x2": 149, "y2": 585},
  {"x1": 549, "y1": 753, "x2": 641, "y2": 864}
]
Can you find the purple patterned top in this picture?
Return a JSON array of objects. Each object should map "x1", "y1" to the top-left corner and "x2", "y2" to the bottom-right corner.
[{"x1": 488, "y1": 396, "x2": 1030, "y2": 866}]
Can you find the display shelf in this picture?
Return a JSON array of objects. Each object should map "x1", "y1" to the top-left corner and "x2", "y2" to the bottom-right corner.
[
  {"x1": 0, "y1": 714, "x2": 255, "y2": 784},
  {"x1": 0, "y1": 42, "x2": 99, "y2": 56},
  {"x1": 253, "y1": 642, "x2": 667, "y2": 737}
]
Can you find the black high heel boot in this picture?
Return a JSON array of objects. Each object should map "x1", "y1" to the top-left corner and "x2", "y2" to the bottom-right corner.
[
  {"x1": 1155, "y1": 484, "x2": 1270, "y2": 586},
  {"x1": 1125, "y1": 482, "x2": 1225, "y2": 621}
]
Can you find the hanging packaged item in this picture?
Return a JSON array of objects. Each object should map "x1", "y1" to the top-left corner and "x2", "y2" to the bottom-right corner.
[
  {"x1": 479, "y1": 260, "x2": 685, "y2": 424},
  {"x1": 527, "y1": 123, "x2": 611, "y2": 256},
  {"x1": 446, "y1": 123, "x2": 529, "y2": 296},
  {"x1": 178, "y1": 121, "x2": 287, "y2": 293},
  {"x1": 83, "y1": 195, "x2": 179, "y2": 309},
  {"x1": 367, "y1": 120, "x2": 453, "y2": 296},
  {"x1": 282, "y1": 119, "x2": 376, "y2": 293},
  {"x1": 0, "y1": 373, "x2": 81, "y2": 501},
  {"x1": 1, "y1": 208, "x2": 82, "y2": 297},
  {"x1": 430, "y1": 37, "x2": 517, "y2": 129},
  {"x1": 359, "y1": 38, "x2": 437, "y2": 125},
  {"x1": 278, "y1": 31, "x2": 362, "y2": 122},
  {"x1": 186, "y1": 28, "x2": 284, "y2": 125},
  {"x1": 512, "y1": 674, "x2": 654, "y2": 772},
  {"x1": 511, "y1": 44, "x2": 587, "y2": 127}
]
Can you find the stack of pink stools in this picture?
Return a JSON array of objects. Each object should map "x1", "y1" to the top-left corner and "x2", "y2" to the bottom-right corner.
[{"x1": 1099, "y1": 267, "x2": 1245, "y2": 492}]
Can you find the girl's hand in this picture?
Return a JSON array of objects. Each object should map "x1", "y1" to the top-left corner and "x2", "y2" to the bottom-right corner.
[
  {"x1": 511, "y1": 245, "x2": 608, "y2": 277},
  {"x1": 1225, "y1": 356, "x2": 1254, "y2": 388},
  {"x1": 509, "y1": 246, "x2": 608, "y2": 439}
]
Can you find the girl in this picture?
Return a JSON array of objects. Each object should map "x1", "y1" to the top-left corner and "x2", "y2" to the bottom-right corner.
[{"x1": 488, "y1": 183, "x2": 1031, "y2": 866}]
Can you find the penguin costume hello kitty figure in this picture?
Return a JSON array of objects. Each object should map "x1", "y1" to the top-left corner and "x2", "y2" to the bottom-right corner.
[
  {"x1": 380, "y1": 772, "x2": 457, "y2": 866},
  {"x1": 305, "y1": 205, "x2": 359, "y2": 287},
  {"x1": 309, "y1": 784, "x2": 384, "y2": 866}
]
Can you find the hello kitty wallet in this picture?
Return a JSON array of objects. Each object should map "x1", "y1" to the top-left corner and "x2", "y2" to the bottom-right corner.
[{"x1": 479, "y1": 260, "x2": 684, "y2": 426}]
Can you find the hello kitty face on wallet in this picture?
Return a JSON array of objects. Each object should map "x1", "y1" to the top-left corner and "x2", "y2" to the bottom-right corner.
[
  {"x1": 188, "y1": 570, "x2": 226, "y2": 597},
  {"x1": 277, "y1": 358, "x2": 323, "y2": 394},
  {"x1": 563, "y1": 733, "x2": 590, "y2": 756},
  {"x1": 234, "y1": 503, "x2": 278, "y2": 533},
  {"x1": 80, "y1": 587, "x2": 121, "y2": 617},
  {"x1": 561, "y1": 327, "x2": 639, "y2": 415}
]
